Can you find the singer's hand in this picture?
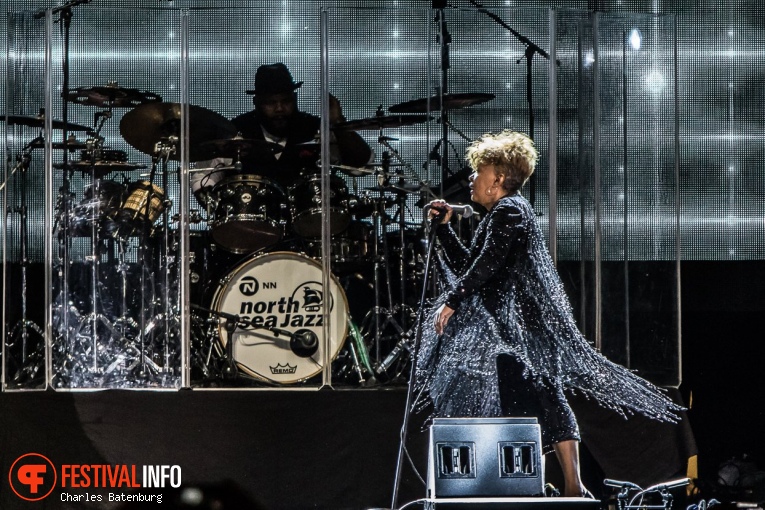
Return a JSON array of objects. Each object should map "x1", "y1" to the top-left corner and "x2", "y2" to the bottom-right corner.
[
  {"x1": 428, "y1": 199, "x2": 453, "y2": 224},
  {"x1": 434, "y1": 303, "x2": 455, "y2": 335}
]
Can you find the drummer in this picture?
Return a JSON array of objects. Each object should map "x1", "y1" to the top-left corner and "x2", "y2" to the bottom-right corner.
[{"x1": 191, "y1": 62, "x2": 372, "y2": 206}]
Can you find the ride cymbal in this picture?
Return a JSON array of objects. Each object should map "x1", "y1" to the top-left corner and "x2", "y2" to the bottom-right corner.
[
  {"x1": 119, "y1": 103, "x2": 237, "y2": 160},
  {"x1": 335, "y1": 114, "x2": 430, "y2": 131},
  {"x1": 388, "y1": 93, "x2": 495, "y2": 113}
]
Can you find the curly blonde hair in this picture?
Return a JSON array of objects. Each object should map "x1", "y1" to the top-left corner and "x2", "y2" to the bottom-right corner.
[{"x1": 465, "y1": 130, "x2": 538, "y2": 193}]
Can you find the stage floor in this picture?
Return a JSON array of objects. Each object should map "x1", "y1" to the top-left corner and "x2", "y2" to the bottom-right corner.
[{"x1": 0, "y1": 387, "x2": 695, "y2": 510}]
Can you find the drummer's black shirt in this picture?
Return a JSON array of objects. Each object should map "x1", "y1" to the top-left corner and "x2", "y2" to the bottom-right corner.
[{"x1": 230, "y1": 110, "x2": 321, "y2": 189}]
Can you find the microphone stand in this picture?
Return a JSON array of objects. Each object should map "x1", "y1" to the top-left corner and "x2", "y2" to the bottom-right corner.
[
  {"x1": 434, "y1": 3, "x2": 453, "y2": 183},
  {"x1": 467, "y1": 0, "x2": 554, "y2": 208},
  {"x1": 390, "y1": 212, "x2": 444, "y2": 510}
]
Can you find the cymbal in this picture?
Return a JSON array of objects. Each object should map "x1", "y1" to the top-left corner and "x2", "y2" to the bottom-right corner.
[
  {"x1": 0, "y1": 113, "x2": 93, "y2": 132},
  {"x1": 365, "y1": 182, "x2": 424, "y2": 194},
  {"x1": 332, "y1": 162, "x2": 406, "y2": 177},
  {"x1": 54, "y1": 160, "x2": 147, "y2": 172},
  {"x1": 65, "y1": 83, "x2": 162, "y2": 108},
  {"x1": 27, "y1": 138, "x2": 89, "y2": 151},
  {"x1": 199, "y1": 135, "x2": 283, "y2": 160},
  {"x1": 335, "y1": 114, "x2": 430, "y2": 131},
  {"x1": 388, "y1": 93, "x2": 495, "y2": 114},
  {"x1": 119, "y1": 103, "x2": 237, "y2": 160}
]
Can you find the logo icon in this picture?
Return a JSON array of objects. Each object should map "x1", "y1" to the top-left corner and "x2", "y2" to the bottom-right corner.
[
  {"x1": 239, "y1": 276, "x2": 259, "y2": 296},
  {"x1": 9, "y1": 453, "x2": 57, "y2": 501},
  {"x1": 270, "y1": 363, "x2": 297, "y2": 374}
]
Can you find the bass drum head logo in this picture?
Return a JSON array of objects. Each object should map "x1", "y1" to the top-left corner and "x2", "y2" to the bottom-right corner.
[
  {"x1": 8, "y1": 452, "x2": 57, "y2": 501},
  {"x1": 214, "y1": 252, "x2": 349, "y2": 384}
]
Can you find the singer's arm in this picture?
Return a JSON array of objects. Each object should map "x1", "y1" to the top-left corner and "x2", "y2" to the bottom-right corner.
[
  {"x1": 444, "y1": 201, "x2": 523, "y2": 309},
  {"x1": 435, "y1": 223, "x2": 470, "y2": 274}
]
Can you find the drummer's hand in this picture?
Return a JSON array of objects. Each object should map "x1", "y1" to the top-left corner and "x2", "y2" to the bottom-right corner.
[
  {"x1": 434, "y1": 303, "x2": 455, "y2": 335},
  {"x1": 329, "y1": 94, "x2": 346, "y2": 125},
  {"x1": 428, "y1": 199, "x2": 453, "y2": 224}
]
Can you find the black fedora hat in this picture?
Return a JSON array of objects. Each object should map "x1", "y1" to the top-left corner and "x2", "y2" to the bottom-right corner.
[{"x1": 245, "y1": 63, "x2": 303, "y2": 95}]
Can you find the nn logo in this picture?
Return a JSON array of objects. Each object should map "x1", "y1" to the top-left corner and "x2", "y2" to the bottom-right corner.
[
  {"x1": 9, "y1": 453, "x2": 57, "y2": 501},
  {"x1": 239, "y1": 276, "x2": 259, "y2": 296}
]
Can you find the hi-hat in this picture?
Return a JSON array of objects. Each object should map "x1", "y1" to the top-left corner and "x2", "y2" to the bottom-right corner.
[
  {"x1": 119, "y1": 103, "x2": 237, "y2": 160},
  {"x1": 335, "y1": 114, "x2": 430, "y2": 131},
  {"x1": 65, "y1": 82, "x2": 162, "y2": 108},
  {"x1": 388, "y1": 93, "x2": 495, "y2": 113},
  {"x1": 1, "y1": 113, "x2": 93, "y2": 132}
]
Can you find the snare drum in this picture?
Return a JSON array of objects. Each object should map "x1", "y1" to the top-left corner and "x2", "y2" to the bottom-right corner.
[
  {"x1": 289, "y1": 174, "x2": 351, "y2": 238},
  {"x1": 211, "y1": 251, "x2": 348, "y2": 384},
  {"x1": 209, "y1": 174, "x2": 288, "y2": 254},
  {"x1": 117, "y1": 180, "x2": 166, "y2": 236}
]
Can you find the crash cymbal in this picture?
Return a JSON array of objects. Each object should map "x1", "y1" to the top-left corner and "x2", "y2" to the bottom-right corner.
[
  {"x1": 199, "y1": 135, "x2": 283, "y2": 160},
  {"x1": 119, "y1": 103, "x2": 237, "y2": 160},
  {"x1": 1, "y1": 113, "x2": 93, "y2": 132},
  {"x1": 388, "y1": 93, "x2": 495, "y2": 114},
  {"x1": 335, "y1": 114, "x2": 430, "y2": 131},
  {"x1": 65, "y1": 82, "x2": 162, "y2": 108},
  {"x1": 332, "y1": 163, "x2": 406, "y2": 177}
]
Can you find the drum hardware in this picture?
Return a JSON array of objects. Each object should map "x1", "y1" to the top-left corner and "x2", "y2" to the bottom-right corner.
[
  {"x1": 119, "y1": 102, "x2": 238, "y2": 161},
  {"x1": 190, "y1": 304, "x2": 243, "y2": 379},
  {"x1": 387, "y1": 92, "x2": 495, "y2": 113},
  {"x1": 2, "y1": 147, "x2": 45, "y2": 386}
]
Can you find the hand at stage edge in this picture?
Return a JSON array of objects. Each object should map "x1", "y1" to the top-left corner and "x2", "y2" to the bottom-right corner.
[{"x1": 434, "y1": 303, "x2": 455, "y2": 335}]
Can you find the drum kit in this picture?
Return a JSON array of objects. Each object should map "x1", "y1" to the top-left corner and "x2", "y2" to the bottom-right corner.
[{"x1": 2, "y1": 83, "x2": 493, "y2": 388}]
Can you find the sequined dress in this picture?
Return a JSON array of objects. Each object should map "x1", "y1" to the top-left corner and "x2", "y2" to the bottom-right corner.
[{"x1": 413, "y1": 193, "x2": 683, "y2": 428}]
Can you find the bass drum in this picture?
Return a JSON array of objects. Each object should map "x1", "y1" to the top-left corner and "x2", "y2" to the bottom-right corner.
[{"x1": 211, "y1": 251, "x2": 349, "y2": 384}]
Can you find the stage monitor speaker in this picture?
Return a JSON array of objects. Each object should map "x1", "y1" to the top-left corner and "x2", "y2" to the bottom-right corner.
[
  {"x1": 423, "y1": 496, "x2": 602, "y2": 509},
  {"x1": 427, "y1": 417, "x2": 544, "y2": 499}
]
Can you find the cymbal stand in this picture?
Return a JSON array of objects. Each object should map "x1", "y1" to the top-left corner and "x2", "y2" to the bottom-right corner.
[
  {"x1": 154, "y1": 138, "x2": 176, "y2": 376},
  {"x1": 359, "y1": 159, "x2": 411, "y2": 379},
  {"x1": 41, "y1": 0, "x2": 93, "y2": 385},
  {"x1": 377, "y1": 134, "x2": 438, "y2": 202},
  {"x1": 4, "y1": 148, "x2": 45, "y2": 385}
]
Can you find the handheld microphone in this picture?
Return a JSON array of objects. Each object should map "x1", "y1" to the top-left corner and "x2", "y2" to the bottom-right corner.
[{"x1": 425, "y1": 202, "x2": 476, "y2": 217}]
